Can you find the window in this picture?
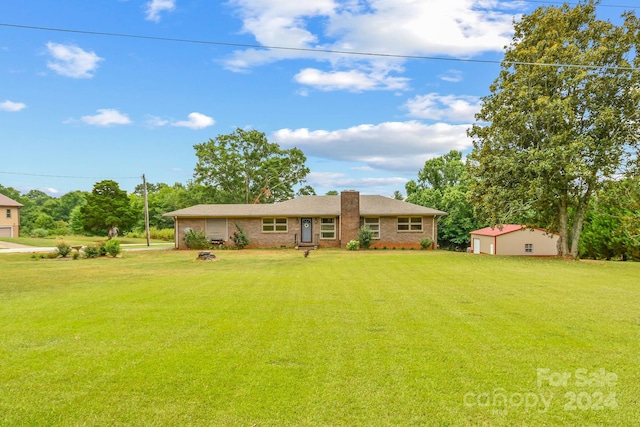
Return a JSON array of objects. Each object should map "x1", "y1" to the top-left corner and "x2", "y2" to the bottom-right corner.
[
  {"x1": 262, "y1": 217, "x2": 288, "y2": 232},
  {"x1": 525, "y1": 243, "x2": 533, "y2": 253},
  {"x1": 320, "y1": 217, "x2": 336, "y2": 239},
  {"x1": 361, "y1": 217, "x2": 380, "y2": 239},
  {"x1": 5, "y1": 209, "x2": 10, "y2": 219},
  {"x1": 397, "y1": 217, "x2": 422, "y2": 231}
]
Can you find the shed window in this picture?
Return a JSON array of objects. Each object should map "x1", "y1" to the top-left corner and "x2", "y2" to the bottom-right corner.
[
  {"x1": 397, "y1": 217, "x2": 422, "y2": 231},
  {"x1": 525, "y1": 243, "x2": 533, "y2": 253},
  {"x1": 262, "y1": 218, "x2": 288, "y2": 232},
  {"x1": 320, "y1": 218, "x2": 336, "y2": 239}
]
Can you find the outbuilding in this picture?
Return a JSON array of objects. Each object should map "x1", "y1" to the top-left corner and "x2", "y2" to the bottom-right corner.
[
  {"x1": 470, "y1": 224, "x2": 559, "y2": 256},
  {"x1": 0, "y1": 193, "x2": 22, "y2": 238}
]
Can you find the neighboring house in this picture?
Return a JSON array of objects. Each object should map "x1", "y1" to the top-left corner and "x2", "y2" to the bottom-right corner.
[
  {"x1": 164, "y1": 190, "x2": 447, "y2": 249},
  {"x1": 0, "y1": 193, "x2": 23, "y2": 238},
  {"x1": 469, "y1": 224, "x2": 559, "y2": 256}
]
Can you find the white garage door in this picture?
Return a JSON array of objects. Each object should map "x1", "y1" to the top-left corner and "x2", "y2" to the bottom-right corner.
[{"x1": 0, "y1": 227, "x2": 12, "y2": 238}]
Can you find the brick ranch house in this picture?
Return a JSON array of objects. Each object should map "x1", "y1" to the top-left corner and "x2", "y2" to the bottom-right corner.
[
  {"x1": 0, "y1": 193, "x2": 22, "y2": 238},
  {"x1": 470, "y1": 224, "x2": 559, "y2": 256},
  {"x1": 164, "y1": 190, "x2": 447, "y2": 249}
]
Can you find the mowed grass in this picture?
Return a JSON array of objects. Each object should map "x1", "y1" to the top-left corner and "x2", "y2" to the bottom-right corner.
[{"x1": 0, "y1": 250, "x2": 638, "y2": 426}]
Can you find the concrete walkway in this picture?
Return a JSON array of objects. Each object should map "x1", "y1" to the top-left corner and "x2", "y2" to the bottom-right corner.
[{"x1": 0, "y1": 242, "x2": 173, "y2": 254}]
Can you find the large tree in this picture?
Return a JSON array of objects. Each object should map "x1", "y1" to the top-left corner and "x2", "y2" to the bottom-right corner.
[
  {"x1": 193, "y1": 128, "x2": 311, "y2": 204},
  {"x1": 406, "y1": 150, "x2": 482, "y2": 250},
  {"x1": 468, "y1": 1, "x2": 640, "y2": 258},
  {"x1": 81, "y1": 180, "x2": 137, "y2": 237},
  {"x1": 580, "y1": 177, "x2": 640, "y2": 260}
]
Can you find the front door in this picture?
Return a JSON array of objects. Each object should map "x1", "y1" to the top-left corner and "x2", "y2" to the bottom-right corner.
[{"x1": 301, "y1": 218, "x2": 312, "y2": 243}]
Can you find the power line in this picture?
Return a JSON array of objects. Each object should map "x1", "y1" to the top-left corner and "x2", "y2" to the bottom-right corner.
[
  {"x1": 0, "y1": 170, "x2": 139, "y2": 179},
  {"x1": 1, "y1": 23, "x2": 638, "y2": 72}
]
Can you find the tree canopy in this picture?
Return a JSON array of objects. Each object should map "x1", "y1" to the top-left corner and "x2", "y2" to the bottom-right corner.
[
  {"x1": 81, "y1": 180, "x2": 137, "y2": 236},
  {"x1": 193, "y1": 128, "x2": 311, "y2": 204},
  {"x1": 467, "y1": 0, "x2": 640, "y2": 258},
  {"x1": 406, "y1": 150, "x2": 482, "y2": 249}
]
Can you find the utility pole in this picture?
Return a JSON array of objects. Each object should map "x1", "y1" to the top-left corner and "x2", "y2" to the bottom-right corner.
[{"x1": 142, "y1": 174, "x2": 150, "y2": 247}]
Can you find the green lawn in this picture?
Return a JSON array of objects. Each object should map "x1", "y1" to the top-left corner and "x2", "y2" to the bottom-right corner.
[{"x1": 0, "y1": 250, "x2": 638, "y2": 426}]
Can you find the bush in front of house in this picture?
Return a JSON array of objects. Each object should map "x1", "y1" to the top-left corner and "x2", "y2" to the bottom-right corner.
[
  {"x1": 420, "y1": 237, "x2": 433, "y2": 250},
  {"x1": 358, "y1": 225, "x2": 374, "y2": 250},
  {"x1": 231, "y1": 223, "x2": 249, "y2": 249},
  {"x1": 55, "y1": 241, "x2": 72, "y2": 258},
  {"x1": 83, "y1": 244, "x2": 101, "y2": 259},
  {"x1": 346, "y1": 240, "x2": 360, "y2": 251},
  {"x1": 184, "y1": 229, "x2": 210, "y2": 250},
  {"x1": 103, "y1": 239, "x2": 121, "y2": 257}
]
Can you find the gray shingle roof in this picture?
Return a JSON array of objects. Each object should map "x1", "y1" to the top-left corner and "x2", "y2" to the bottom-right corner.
[{"x1": 164, "y1": 195, "x2": 447, "y2": 217}]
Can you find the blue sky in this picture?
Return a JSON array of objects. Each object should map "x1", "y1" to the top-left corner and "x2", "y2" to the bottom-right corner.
[{"x1": 0, "y1": 1, "x2": 629, "y2": 198}]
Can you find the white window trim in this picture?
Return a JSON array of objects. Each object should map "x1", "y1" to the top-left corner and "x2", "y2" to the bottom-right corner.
[
  {"x1": 262, "y1": 217, "x2": 288, "y2": 233},
  {"x1": 362, "y1": 217, "x2": 380, "y2": 239},
  {"x1": 525, "y1": 243, "x2": 533, "y2": 253},
  {"x1": 320, "y1": 217, "x2": 336, "y2": 240},
  {"x1": 397, "y1": 216, "x2": 423, "y2": 232}
]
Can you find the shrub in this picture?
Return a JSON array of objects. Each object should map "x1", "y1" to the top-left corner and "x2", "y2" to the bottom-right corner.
[
  {"x1": 420, "y1": 238, "x2": 433, "y2": 250},
  {"x1": 150, "y1": 227, "x2": 175, "y2": 241},
  {"x1": 31, "y1": 228, "x2": 49, "y2": 238},
  {"x1": 83, "y1": 244, "x2": 101, "y2": 259},
  {"x1": 103, "y1": 239, "x2": 121, "y2": 257},
  {"x1": 184, "y1": 229, "x2": 209, "y2": 250},
  {"x1": 231, "y1": 224, "x2": 249, "y2": 249},
  {"x1": 72, "y1": 252, "x2": 80, "y2": 260},
  {"x1": 55, "y1": 241, "x2": 72, "y2": 258},
  {"x1": 358, "y1": 225, "x2": 374, "y2": 250},
  {"x1": 346, "y1": 240, "x2": 360, "y2": 251}
]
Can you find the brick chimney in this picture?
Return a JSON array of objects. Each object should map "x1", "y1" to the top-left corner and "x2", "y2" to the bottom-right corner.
[{"x1": 340, "y1": 190, "x2": 360, "y2": 247}]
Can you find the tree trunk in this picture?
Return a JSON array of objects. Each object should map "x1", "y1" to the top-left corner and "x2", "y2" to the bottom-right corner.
[
  {"x1": 568, "y1": 191, "x2": 592, "y2": 258},
  {"x1": 557, "y1": 196, "x2": 570, "y2": 257}
]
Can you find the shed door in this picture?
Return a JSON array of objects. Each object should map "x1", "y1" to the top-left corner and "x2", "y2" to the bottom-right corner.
[
  {"x1": 473, "y1": 238, "x2": 480, "y2": 254},
  {"x1": 301, "y1": 218, "x2": 312, "y2": 243}
]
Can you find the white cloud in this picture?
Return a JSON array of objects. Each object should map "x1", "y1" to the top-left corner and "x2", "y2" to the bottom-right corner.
[
  {"x1": 403, "y1": 93, "x2": 481, "y2": 122},
  {"x1": 46, "y1": 42, "x2": 103, "y2": 79},
  {"x1": 144, "y1": 115, "x2": 170, "y2": 128},
  {"x1": 273, "y1": 120, "x2": 471, "y2": 172},
  {"x1": 439, "y1": 69, "x2": 463, "y2": 83},
  {"x1": 171, "y1": 112, "x2": 215, "y2": 130},
  {"x1": 80, "y1": 109, "x2": 132, "y2": 126},
  {"x1": 0, "y1": 100, "x2": 27, "y2": 112},
  {"x1": 225, "y1": 0, "x2": 521, "y2": 91},
  {"x1": 43, "y1": 187, "x2": 60, "y2": 195},
  {"x1": 306, "y1": 171, "x2": 408, "y2": 191},
  {"x1": 145, "y1": 0, "x2": 176, "y2": 22},
  {"x1": 294, "y1": 67, "x2": 409, "y2": 92}
]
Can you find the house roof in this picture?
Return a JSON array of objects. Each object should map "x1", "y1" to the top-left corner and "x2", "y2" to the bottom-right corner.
[
  {"x1": 470, "y1": 224, "x2": 530, "y2": 237},
  {"x1": 470, "y1": 224, "x2": 526, "y2": 237},
  {"x1": 164, "y1": 195, "x2": 447, "y2": 218},
  {"x1": 0, "y1": 193, "x2": 23, "y2": 207}
]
